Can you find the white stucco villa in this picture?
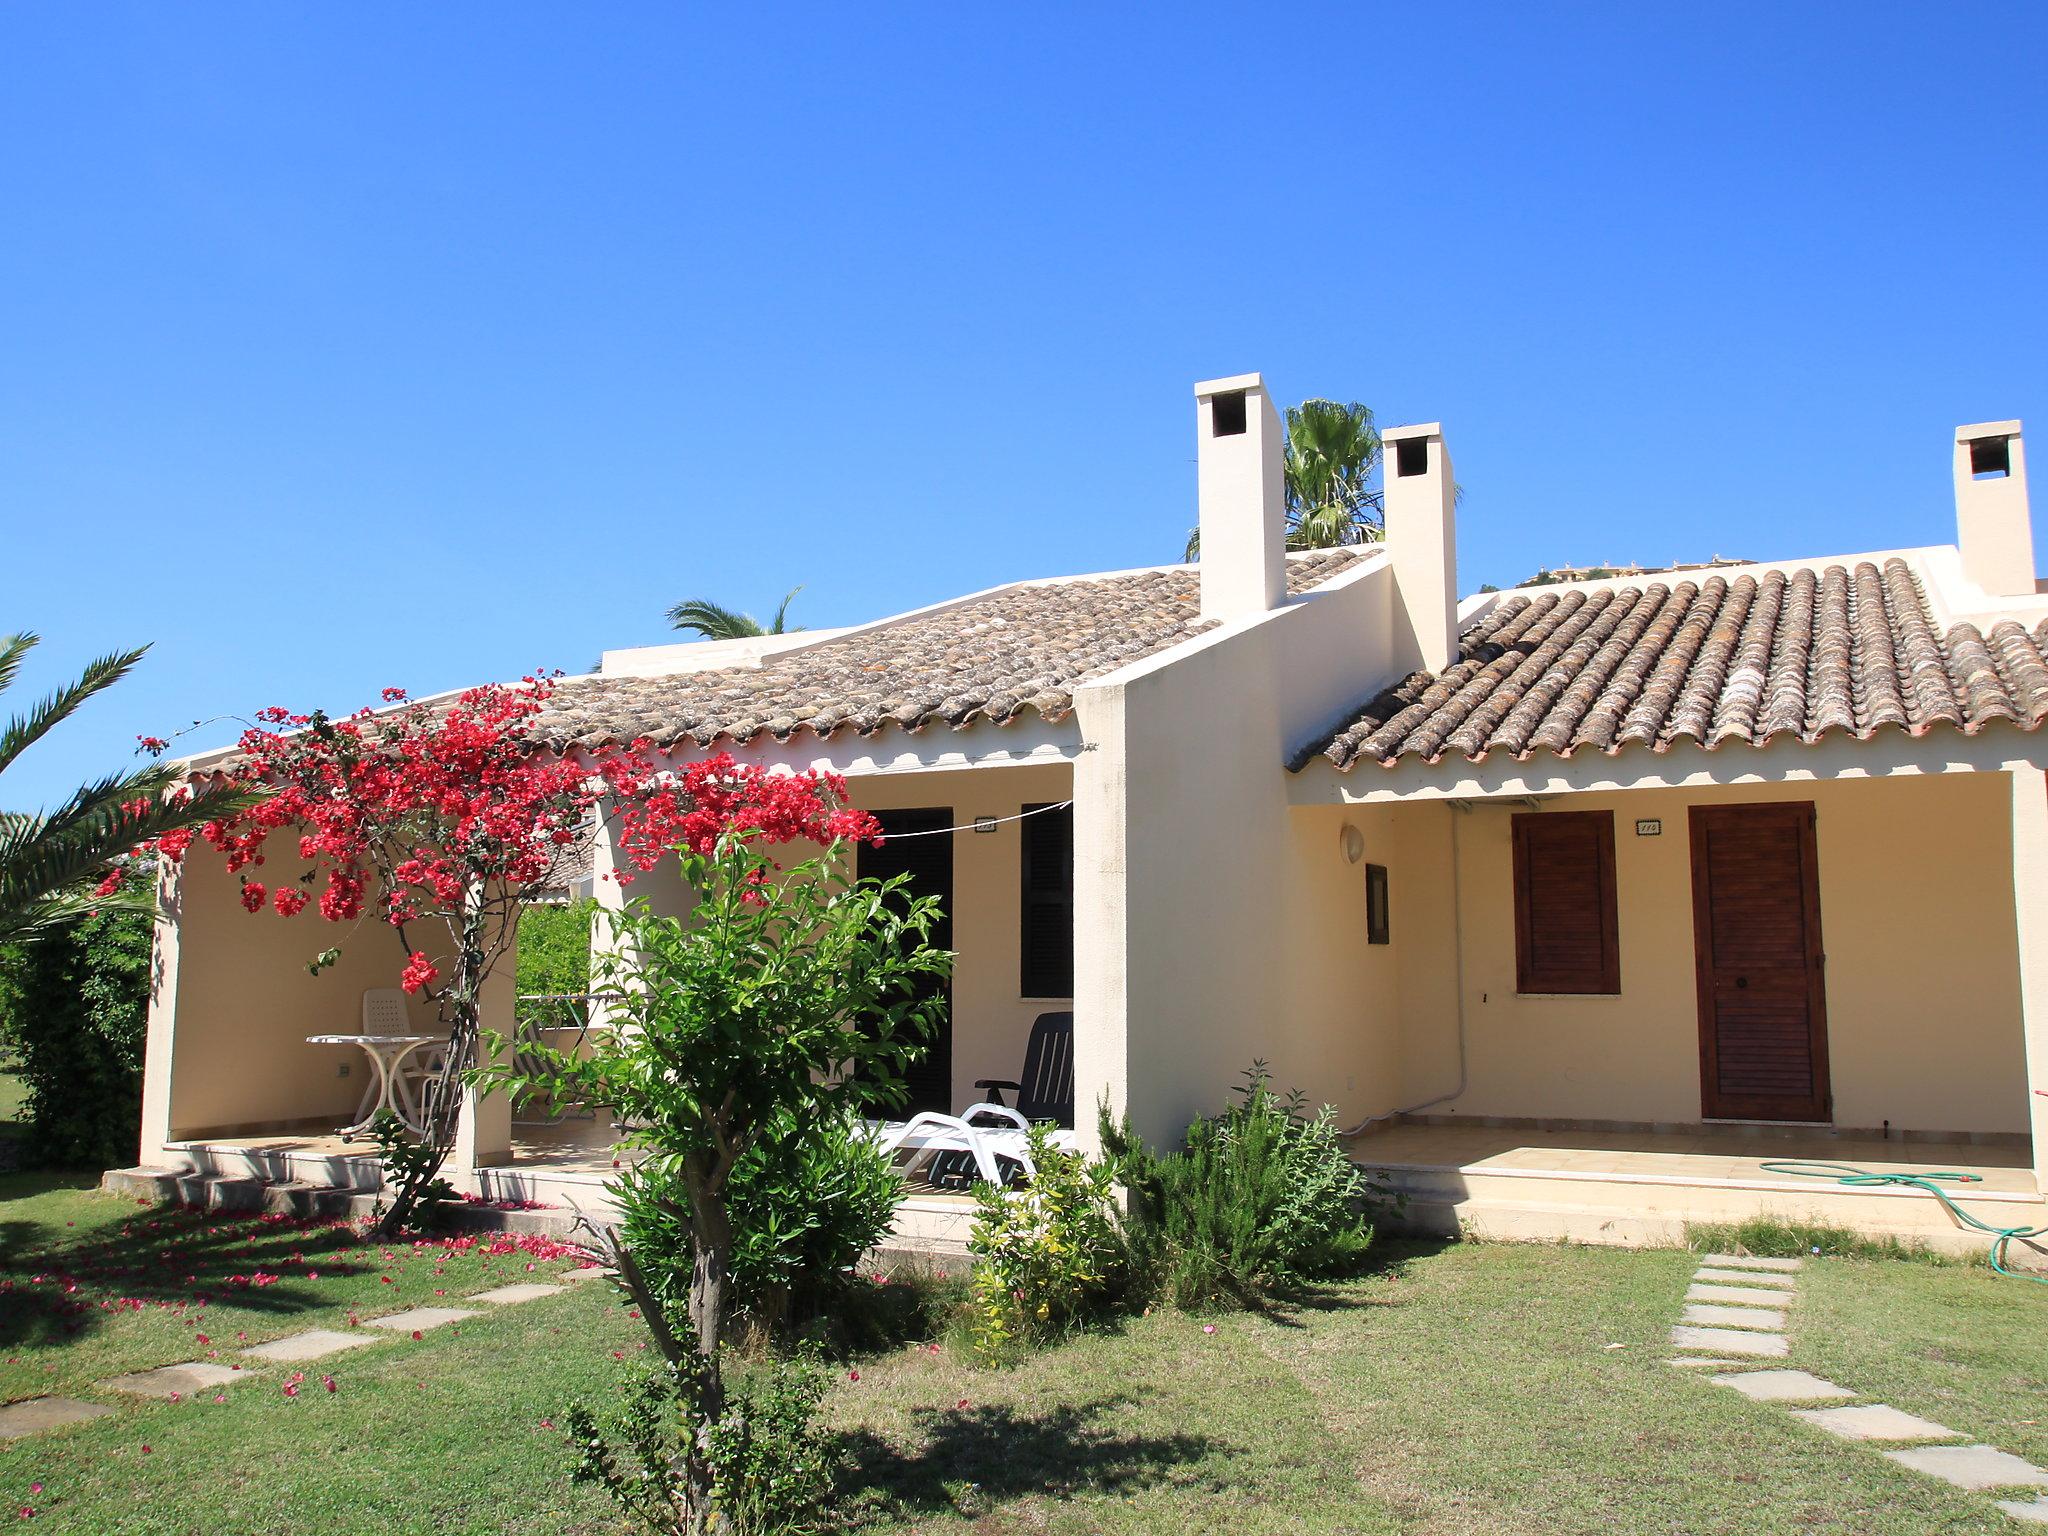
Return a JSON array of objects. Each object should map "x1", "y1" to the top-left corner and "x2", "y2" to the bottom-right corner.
[{"x1": 127, "y1": 377, "x2": 2048, "y2": 1265}]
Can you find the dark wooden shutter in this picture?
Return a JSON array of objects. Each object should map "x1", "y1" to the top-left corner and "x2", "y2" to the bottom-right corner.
[
  {"x1": 1512, "y1": 811, "x2": 1620, "y2": 994},
  {"x1": 1019, "y1": 803, "x2": 1074, "y2": 997}
]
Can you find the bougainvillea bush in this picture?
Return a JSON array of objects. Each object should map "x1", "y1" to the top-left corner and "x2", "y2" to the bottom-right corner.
[{"x1": 128, "y1": 678, "x2": 882, "y2": 1233}]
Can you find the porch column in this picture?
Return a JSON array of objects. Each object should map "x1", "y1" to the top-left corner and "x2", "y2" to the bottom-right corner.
[
  {"x1": 2008, "y1": 767, "x2": 2048, "y2": 1192},
  {"x1": 452, "y1": 937, "x2": 517, "y2": 1177},
  {"x1": 136, "y1": 860, "x2": 186, "y2": 1163}
]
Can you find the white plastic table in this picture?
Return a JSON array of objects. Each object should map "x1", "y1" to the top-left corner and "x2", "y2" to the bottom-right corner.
[{"x1": 307, "y1": 1033, "x2": 446, "y2": 1139}]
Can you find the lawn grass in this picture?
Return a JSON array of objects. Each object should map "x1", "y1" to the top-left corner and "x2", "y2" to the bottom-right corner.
[
  {"x1": 1792, "y1": 1253, "x2": 2048, "y2": 1468},
  {"x1": 2, "y1": 1184, "x2": 2042, "y2": 1535},
  {"x1": 0, "y1": 1070, "x2": 24, "y2": 1127}
]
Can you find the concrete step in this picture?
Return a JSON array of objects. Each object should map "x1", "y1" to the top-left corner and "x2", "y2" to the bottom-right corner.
[
  {"x1": 1386, "y1": 1190, "x2": 2046, "y2": 1269},
  {"x1": 102, "y1": 1166, "x2": 267, "y2": 1212}
]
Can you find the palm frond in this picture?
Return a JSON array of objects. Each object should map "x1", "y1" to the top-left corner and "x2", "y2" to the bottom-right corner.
[
  {"x1": 666, "y1": 598, "x2": 765, "y2": 640},
  {"x1": 0, "y1": 643, "x2": 151, "y2": 779},
  {"x1": 0, "y1": 632, "x2": 39, "y2": 700},
  {"x1": 767, "y1": 585, "x2": 805, "y2": 635},
  {"x1": 0, "y1": 772, "x2": 258, "y2": 948}
]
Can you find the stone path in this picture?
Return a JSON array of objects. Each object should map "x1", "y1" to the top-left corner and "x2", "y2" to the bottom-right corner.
[
  {"x1": 1668, "y1": 1252, "x2": 2048, "y2": 1524},
  {"x1": 0, "y1": 1269, "x2": 601, "y2": 1446}
]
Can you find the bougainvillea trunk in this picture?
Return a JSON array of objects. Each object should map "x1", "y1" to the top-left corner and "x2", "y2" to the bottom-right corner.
[{"x1": 378, "y1": 901, "x2": 489, "y2": 1236}]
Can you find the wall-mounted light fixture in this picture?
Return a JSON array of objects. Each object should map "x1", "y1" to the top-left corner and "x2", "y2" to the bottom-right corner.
[{"x1": 1339, "y1": 823, "x2": 1365, "y2": 864}]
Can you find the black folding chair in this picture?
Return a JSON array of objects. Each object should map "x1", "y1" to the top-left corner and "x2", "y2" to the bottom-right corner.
[{"x1": 972, "y1": 1010, "x2": 1075, "y2": 1130}]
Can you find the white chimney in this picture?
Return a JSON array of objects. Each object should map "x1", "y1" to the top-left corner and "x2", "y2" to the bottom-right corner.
[
  {"x1": 1383, "y1": 421, "x2": 1459, "y2": 674},
  {"x1": 1194, "y1": 372, "x2": 1286, "y2": 623},
  {"x1": 1954, "y1": 420, "x2": 2034, "y2": 598}
]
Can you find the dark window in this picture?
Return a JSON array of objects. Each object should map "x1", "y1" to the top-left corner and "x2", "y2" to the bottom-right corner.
[
  {"x1": 1210, "y1": 390, "x2": 1247, "y2": 437},
  {"x1": 1365, "y1": 863, "x2": 1390, "y2": 945},
  {"x1": 1394, "y1": 436, "x2": 1429, "y2": 477},
  {"x1": 1020, "y1": 803, "x2": 1074, "y2": 996},
  {"x1": 1511, "y1": 811, "x2": 1620, "y2": 994},
  {"x1": 1971, "y1": 435, "x2": 2012, "y2": 479}
]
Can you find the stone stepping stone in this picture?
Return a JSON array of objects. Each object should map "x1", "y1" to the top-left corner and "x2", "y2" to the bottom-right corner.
[
  {"x1": 1682, "y1": 1303, "x2": 1788, "y2": 1331},
  {"x1": 0, "y1": 1397, "x2": 116, "y2": 1440},
  {"x1": 1995, "y1": 1496, "x2": 2048, "y2": 1524},
  {"x1": 1712, "y1": 1369, "x2": 1858, "y2": 1403},
  {"x1": 1669, "y1": 1356, "x2": 1757, "y2": 1369},
  {"x1": 364, "y1": 1306, "x2": 480, "y2": 1333},
  {"x1": 1793, "y1": 1404, "x2": 1962, "y2": 1442},
  {"x1": 98, "y1": 1362, "x2": 244, "y2": 1399},
  {"x1": 1884, "y1": 1445, "x2": 2048, "y2": 1491},
  {"x1": 1670, "y1": 1325, "x2": 1789, "y2": 1358},
  {"x1": 1701, "y1": 1253, "x2": 1802, "y2": 1272},
  {"x1": 1689, "y1": 1282, "x2": 1792, "y2": 1307},
  {"x1": 468, "y1": 1283, "x2": 564, "y2": 1305},
  {"x1": 1695, "y1": 1267, "x2": 1797, "y2": 1289},
  {"x1": 243, "y1": 1330, "x2": 379, "y2": 1363},
  {"x1": 559, "y1": 1266, "x2": 614, "y2": 1282}
]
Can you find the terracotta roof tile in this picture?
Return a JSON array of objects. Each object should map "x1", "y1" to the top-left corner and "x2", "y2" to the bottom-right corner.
[
  {"x1": 1299, "y1": 557, "x2": 2048, "y2": 772},
  {"x1": 533, "y1": 548, "x2": 1366, "y2": 753}
]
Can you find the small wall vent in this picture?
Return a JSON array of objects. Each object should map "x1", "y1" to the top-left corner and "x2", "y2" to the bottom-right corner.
[
  {"x1": 1210, "y1": 390, "x2": 1248, "y2": 437},
  {"x1": 1395, "y1": 436, "x2": 1429, "y2": 478}
]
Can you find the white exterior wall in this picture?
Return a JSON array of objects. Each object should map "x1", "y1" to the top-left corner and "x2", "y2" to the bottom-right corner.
[{"x1": 1073, "y1": 557, "x2": 1400, "y2": 1147}]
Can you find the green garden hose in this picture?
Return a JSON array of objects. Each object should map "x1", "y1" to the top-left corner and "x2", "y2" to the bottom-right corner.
[{"x1": 1757, "y1": 1160, "x2": 2048, "y2": 1283}]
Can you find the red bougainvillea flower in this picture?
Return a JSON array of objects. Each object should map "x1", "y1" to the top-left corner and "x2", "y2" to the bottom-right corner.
[{"x1": 398, "y1": 951, "x2": 438, "y2": 995}]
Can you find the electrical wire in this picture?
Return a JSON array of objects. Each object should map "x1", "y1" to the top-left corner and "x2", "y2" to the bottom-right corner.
[{"x1": 875, "y1": 800, "x2": 1075, "y2": 840}]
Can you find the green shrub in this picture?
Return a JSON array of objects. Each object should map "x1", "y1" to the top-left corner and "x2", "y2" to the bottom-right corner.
[
  {"x1": 965, "y1": 1122, "x2": 1124, "y2": 1362},
  {"x1": 619, "y1": 1108, "x2": 904, "y2": 1339},
  {"x1": 569, "y1": 1350, "x2": 833, "y2": 1536},
  {"x1": 514, "y1": 897, "x2": 597, "y2": 1022},
  {"x1": 0, "y1": 908, "x2": 153, "y2": 1169},
  {"x1": 1102, "y1": 1064, "x2": 1386, "y2": 1309}
]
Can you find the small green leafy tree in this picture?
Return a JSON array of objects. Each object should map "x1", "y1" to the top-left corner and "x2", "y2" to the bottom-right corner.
[
  {"x1": 617, "y1": 1107, "x2": 904, "y2": 1339},
  {"x1": 481, "y1": 827, "x2": 949, "y2": 1534},
  {"x1": 1102, "y1": 1064, "x2": 1387, "y2": 1308},
  {"x1": 965, "y1": 1123, "x2": 1124, "y2": 1363},
  {"x1": 568, "y1": 1351, "x2": 833, "y2": 1536}
]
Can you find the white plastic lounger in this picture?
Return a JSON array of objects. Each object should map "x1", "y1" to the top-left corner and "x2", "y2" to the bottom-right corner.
[{"x1": 872, "y1": 1108, "x2": 1079, "y2": 1188}]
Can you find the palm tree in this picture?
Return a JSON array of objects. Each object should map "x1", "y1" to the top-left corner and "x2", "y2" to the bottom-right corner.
[
  {"x1": 665, "y1": 586, "x2": 805, "y2": 640},
  {"x1": 1183, "y1": 399, "x2": 1385, "y2": 560},
  {"x1": 0, "y1": 633, "x2": 245, "y2": 945}
]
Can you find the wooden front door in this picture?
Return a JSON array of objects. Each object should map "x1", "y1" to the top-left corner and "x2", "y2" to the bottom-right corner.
[
  {"x1": 859, "y1": 808, "x2": 954, "y2": 1115},
  {"x1": 1689, "y1": 803, "x2": 1831, "y2": 1122}
]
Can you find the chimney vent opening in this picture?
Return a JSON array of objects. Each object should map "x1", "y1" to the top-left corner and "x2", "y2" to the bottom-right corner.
[
  {"x1": 1971, "y1": 436, "x2": 2013, "y2": 480},
  {"x1": 1210, "y1": 390, "x2": 1248, "y2": 437},
  {"x1": 1395, "y1": 436, "x2": 1430, "y2": 478}
]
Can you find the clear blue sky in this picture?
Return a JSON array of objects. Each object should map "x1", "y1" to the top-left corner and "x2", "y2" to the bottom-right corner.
[{"x1": 5, "y1": 4, "x2": 2044, "y2": 809}]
